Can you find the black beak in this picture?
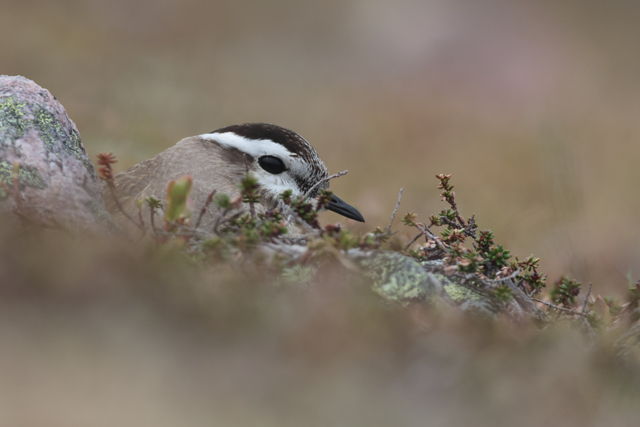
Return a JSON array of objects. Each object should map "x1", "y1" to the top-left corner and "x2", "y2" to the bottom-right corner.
[{"x1": 326, "y1": 194, "x2": 365, "y2": 223}]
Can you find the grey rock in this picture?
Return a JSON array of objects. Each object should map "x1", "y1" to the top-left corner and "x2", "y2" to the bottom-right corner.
[{"x1": 0, "y1": 75, "x2": 116, "y2": 233}]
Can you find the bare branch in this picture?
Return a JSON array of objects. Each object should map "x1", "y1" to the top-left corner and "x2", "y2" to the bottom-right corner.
[
  {"x1": 440, "y1": 216, "x2": 462, "y2": 230},
  {"x1": 531, "y1": 297, "x2": 587, "y2": 317},
  {"x1": 384, "y1": 188, "x2": 403, "y2": 233},
  {"x1": 404, "y1": 232, "x2": 423, "y2": 251},
  {"x1": 465, "y1": 214, "x2": 477, "y2": 239},
  {"x1": 304, "y1": 170, "x2": 349, "y2": 199},
  {"x1": 481, "y1": 268, "x2": 521, "y2": 284},
  {"x1": 415, "y1": 223, "x2": 448, "y2": 252}
]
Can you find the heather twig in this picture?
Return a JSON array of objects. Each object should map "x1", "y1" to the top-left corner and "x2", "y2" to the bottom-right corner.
[
  {"x1": 304, "y1": 170, "x2": 349, "y2": 199},
  {"x1": 415, "y1": 223, "x2": 448, "y2": 252},
  {"x1": 373, "y1": 188, "x2": 402, "y2": 243},
  {"x1": 404, "y1": 232, "x2": 423, "y2": 251},
  {"x1": 385, "y1": 188, "x2": 403, "y2": 233},
  {"x1": 436, "y1": 173, "x2": 466, "y2": 227},
  {"x1": 481, "y1": 268, "x2": 522, "y2": 284},
  {"x1": 531, "y1": 297, "x2": 587, "y2": 317}
]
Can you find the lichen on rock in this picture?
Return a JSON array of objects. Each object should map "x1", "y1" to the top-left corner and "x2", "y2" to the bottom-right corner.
[
  {"x1": 354, "y1": 251, "x2": 436, "y2": 305},
  {"x1": 0, "y1": 75, "x2": 116, "y2": 233},
  {"x1": 0, "y1": 95, "x2": 28, "y2": 142},
  {"x1": 33, "y1": 106, "x2": 95, "y2": 174}
]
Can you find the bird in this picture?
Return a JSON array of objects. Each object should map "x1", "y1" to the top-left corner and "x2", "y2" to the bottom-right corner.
[{"x1": 103, "y1": 123, "x2": 364, "y2": 232}]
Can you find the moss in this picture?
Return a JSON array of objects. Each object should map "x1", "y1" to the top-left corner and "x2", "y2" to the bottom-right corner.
[
  {"x1": 0, "y1": 96, "x2": 28, "y2": 143},
  {"x1": 0, "y1": 160, "x2": 47, "y2": 199}
]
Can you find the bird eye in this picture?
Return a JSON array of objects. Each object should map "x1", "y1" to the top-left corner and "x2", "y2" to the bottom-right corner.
[{"x1": 258, "y1": 156, "x2": 286, "y2": 174}]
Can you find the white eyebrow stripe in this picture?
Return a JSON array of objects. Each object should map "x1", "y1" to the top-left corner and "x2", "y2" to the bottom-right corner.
[{"x1": 199, "y1": 132, "x2": 293, "y2": 160}]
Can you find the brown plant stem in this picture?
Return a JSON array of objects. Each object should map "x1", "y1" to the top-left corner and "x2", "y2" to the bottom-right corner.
[{"x1": 195, "y1": 190, "x2": 216, "y2": 229}]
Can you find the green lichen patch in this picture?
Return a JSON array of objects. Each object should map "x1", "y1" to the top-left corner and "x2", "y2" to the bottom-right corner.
[
  {"x1": 361, "y1": 252, "x2": 434, "y2": 305},
  {"x1": 443, "y1": 282, "x2": 482, "y2": 303},
  {"x1": 33, "y1": 107, "x2": 95, "y2": 174},
  {"x1": 1, "y1": 99, "x2": 96, "y2": 177},
  {"x1": 0, "y1": 160, "x2": 47, "y2": 199},
  {"x1": 0, "y1": 96, "x2": 28, "y2": 144},
  {"x1": 442, "y1": 282, "x2": 501, "y2": 317}
]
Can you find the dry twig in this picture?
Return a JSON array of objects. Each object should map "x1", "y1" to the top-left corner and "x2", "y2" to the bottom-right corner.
[
  {"x1": 531, "y1": 297, "x2": 587, "y2": 317},
  {"x1": 304, "y1": 170, "x2": 349, "y2": 199},
  {"x1": 415, "y1": 223, "x2": 449, "y2": 252},
  {"x1": 481, "y1": 268, "x2": 522, "y2": 284},
  {"x1": 384, "y1": 188, "x2": 403, "y2": 233},
  {"x1": 404, "y1": 232, "x2": 424, "y2": 251}
]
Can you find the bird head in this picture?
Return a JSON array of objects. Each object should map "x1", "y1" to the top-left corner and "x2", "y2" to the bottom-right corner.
[{"x1": 199, "y1": 123, "x2": 364, "y2": 222}]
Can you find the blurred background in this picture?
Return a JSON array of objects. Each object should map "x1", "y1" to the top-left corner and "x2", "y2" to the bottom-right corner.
[
  {"x1": 3, "y1": 0, "x2": 640, "y2": 288},
  {"x1": 4, "y1": 0, "x2": 640, "y2": 425}
]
